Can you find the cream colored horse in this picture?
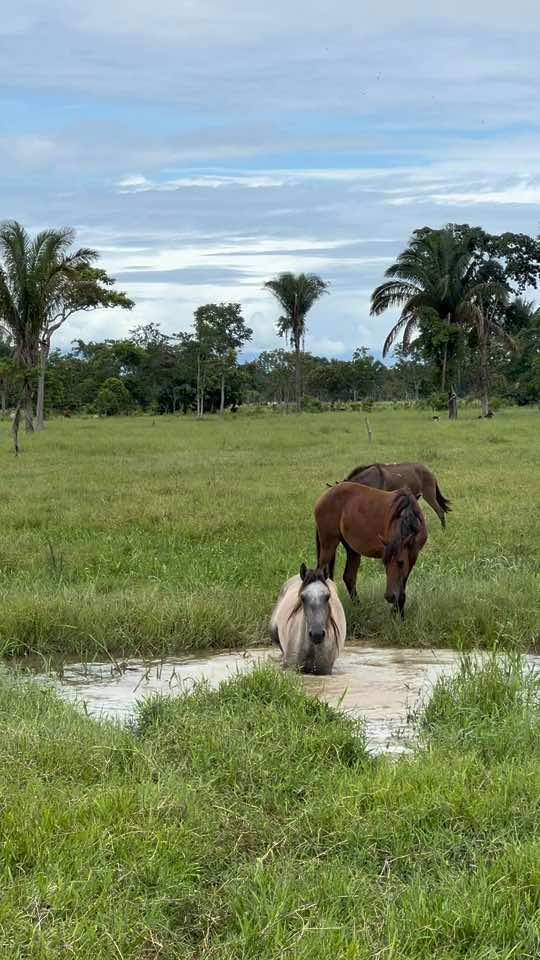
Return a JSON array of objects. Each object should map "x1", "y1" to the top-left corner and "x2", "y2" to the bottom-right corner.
[{"x1": 270, "y1": 564, "x2": 346, "y2": 675}]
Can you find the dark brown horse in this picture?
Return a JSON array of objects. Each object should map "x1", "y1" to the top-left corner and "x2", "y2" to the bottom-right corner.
[
  {"x1": 314, "y1": 482, "x2": 428, "y2": 617},
  {"x1": 340, "y1": 462, "x2": 451, "y2": 528}
]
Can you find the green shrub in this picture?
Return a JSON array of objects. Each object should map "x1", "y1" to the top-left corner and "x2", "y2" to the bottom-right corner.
[{"x1": 95, "y1": 377, "x2": 133, "y2": 416}]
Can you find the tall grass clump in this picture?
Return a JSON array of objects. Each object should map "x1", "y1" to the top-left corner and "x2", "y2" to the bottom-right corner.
[{"x1": 422, "y1": 653, "x2": 540, "y2": 760}]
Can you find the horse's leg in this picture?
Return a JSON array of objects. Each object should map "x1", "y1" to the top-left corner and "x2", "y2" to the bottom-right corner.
[
  {"x1": 342, "y1": 544, "x2": 361, "y2": 601},
  {"x1": 317, "y1": 533, "x2": 339, "y2": 581},
  {"x1": 327, "y1": 551, "x2": 337, "y2": 580},
  {"x1": 421, "y1": 477, "x2": 445, "y2": 527}
]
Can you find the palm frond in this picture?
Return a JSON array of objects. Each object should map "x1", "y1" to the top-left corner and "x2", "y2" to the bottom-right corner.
[
  {"x1": 370, "y1": 280, "x2": 420, "y2": 315},
  {"x1": 383, "y1": 311, "x2": 418, "y2": 356}
]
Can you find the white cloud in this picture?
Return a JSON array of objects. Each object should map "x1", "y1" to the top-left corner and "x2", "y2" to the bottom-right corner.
[
  {"x1": 385, "y1": 178, "x2": 540, "y2": 207},
  {"x1": 115, "y1": 173, "x2": 288, "y2": 192}
]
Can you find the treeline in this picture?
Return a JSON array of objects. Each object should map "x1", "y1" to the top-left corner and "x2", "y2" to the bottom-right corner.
[
  {"x1": 1, "y1": 316, "x2": 536, "y2": 417},
  {"x1": 0, "y1": 221, "x2": 539, "y2": 442}
]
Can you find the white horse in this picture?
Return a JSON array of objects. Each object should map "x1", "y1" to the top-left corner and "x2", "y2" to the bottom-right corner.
[{"x1": 270, "y1": 564, "x2": 346, "y2": 675}]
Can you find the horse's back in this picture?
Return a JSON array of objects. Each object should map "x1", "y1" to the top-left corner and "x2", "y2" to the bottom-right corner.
[
  {"x1": 316, "y1": 482, "x2": 394, "y2": 558},
  {"x1": 346, "y1": 463, "x2": 384, "y2": 488}
]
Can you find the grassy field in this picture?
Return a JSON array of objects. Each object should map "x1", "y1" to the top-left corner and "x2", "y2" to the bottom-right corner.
[
  {"x1": 1, "y1": 406, "x2": 538, "y2": 659},
  {"x1": 1, "y1": 657, "x2": 540, "y2": 958}
]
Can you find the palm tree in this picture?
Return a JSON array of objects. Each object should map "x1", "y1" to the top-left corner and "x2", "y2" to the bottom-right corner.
[
  {"x1": 0, "y1": 222, "x2": 97, "y2": 450},
  {"x1": 370, "y1": 229, "x2": 476, "y2": 391},
  {"x1": 371, "y1": 228, "x2": 513, "y2": 416},
  {"x1": 264, "y1": 272, "x2": 329, "y2": 410}
]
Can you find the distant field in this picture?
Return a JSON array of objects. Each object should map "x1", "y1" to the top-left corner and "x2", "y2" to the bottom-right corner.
[{"x1": 0, "y1": 407, "x2": 538, "y2": 658}]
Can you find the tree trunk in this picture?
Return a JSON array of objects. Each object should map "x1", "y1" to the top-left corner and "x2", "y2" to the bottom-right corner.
[
  {"x1": 196, "y1": 353, "x2": 202, "y2": 418},
  {"x1": 1, "y1": 384, "x2": 6, "y2": 416},
  {"x1": 12, "y1": 403, "x2": 22, "y2": 455},
  {"x1": 478, "y1": 330, "x2": 490, "y2": 417},
  {"x1": 12, "y1": 377, "x2": 34, "y2": 453},
  {"x1": 448, "y1": 385, "x2": 458, "y2": 420},
  {"x1": 294, "y1": 342, "x2": 301, "y2": 412},
  {"x1": 36, "y1": 344, "x2": 48, "y2": 431},
  {"x1": 220, "y1": 370, "x2": 225, "y2": 414},
  {"x1": 441, "y1": 339, "x2": 448, "y2": 392},
  {"x1": 24, "y1": 372, "x2": 34, "y2": 432}
]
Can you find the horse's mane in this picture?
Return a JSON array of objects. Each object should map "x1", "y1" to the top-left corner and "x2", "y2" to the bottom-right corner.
[
  {"x1": 344, "y1": 462, "x2": 375, "y2": 480},
  {"x1": 383, "y1": 490, "x2": 422, "y2": 563},
  {"x1": 344, "y1": 463, "x2": 384, "y2": 486}
]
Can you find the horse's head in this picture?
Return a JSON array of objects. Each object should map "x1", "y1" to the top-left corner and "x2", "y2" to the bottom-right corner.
[
  {"x1": 298, "y1": 563, "x2": 332, "y2": 644},
  {"x1": 380, "y1": 491, "x2": 427, "y2": 618}
]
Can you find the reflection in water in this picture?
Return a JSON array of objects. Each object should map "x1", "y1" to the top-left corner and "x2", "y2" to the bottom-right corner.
[{"x1": 25, "y1": 645, "x2": 487, "y2": 754}]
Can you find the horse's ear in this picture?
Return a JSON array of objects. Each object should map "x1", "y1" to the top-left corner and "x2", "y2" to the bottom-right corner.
[{"x1": 299, "y1": 563, "x2": 307, "y2": 580}]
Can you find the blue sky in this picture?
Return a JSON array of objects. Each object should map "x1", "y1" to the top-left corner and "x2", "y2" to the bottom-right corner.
[{"x1": 1, "y1": 0, "x2": 540, "y2": 357}]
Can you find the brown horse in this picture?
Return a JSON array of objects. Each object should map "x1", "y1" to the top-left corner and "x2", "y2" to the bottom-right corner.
[
  {"x1": 340, "y1": 462, "x2": 451, "y2": 528},
  {"x1": 314, "y1": 482, "x2": 428, "y2": 617}
]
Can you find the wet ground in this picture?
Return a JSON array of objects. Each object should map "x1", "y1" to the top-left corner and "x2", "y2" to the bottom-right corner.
[{"x1": 22, "y1": 645, "x2": 491, "y2": 754}]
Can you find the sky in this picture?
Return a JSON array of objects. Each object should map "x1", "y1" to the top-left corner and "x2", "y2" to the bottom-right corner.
[{"x1": 1, "y1": 0, "x2": 540, "y2": 359}]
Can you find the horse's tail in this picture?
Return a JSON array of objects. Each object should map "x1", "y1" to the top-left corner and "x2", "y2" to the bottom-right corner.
[
  {"x1": 315, "y1": 528, "x2": 321, "y2": 565},
  {"x1": 435, "y1": 482, "x2": 451, "y2": 515}
]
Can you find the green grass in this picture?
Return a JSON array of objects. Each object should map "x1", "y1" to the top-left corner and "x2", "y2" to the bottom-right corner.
[
  {"x1": 1, "y1": 658, "x2": 540, "y2": 958},
  {"x1": 1, "y1": 407, "x2": 538, "y2": 658}
]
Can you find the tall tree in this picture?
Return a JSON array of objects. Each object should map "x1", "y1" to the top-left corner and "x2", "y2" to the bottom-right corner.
[
  {"x1": 264, "y1": 273, "x2": 329, "y2": 410},
  {"x1": 191, "y1": 303, "x2": 252, "y2": 413},
  {"x1": 36, "y1": 267, "x2": 133, "y2": 429},
  {"x1": 253, "y1": 349, "x2": 295, "y2": 406},
  {"x1": 371, "y1": 224, "x2": 540, "y2": 416},
  {"x1": 192, "y1": 310, "x2": 215, "y2": 418},
  {"x1": 0, "y1": 222, "x2": 95, "y2": 451},
  {"x1": 370, "y1": 229, "x2": 474, "y2": 393}
]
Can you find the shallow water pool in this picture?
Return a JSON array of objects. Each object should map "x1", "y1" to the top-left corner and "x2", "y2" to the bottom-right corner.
[{"x1": 20, "y1": 645, "x2": 512, "y2": 754}]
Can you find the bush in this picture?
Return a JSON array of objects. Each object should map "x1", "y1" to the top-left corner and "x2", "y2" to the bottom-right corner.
[
  {"x1": 429, "y1": 391, "x2": 448, "y2": 411},
  {"x1": 302, "y1": 395, "x2": 324, "y2": 412},
  {"x1": 95, "y1": 377, "x2": 133, "y2": 416}
]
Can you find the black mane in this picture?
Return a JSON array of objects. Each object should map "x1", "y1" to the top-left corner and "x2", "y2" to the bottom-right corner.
[
  {"x1": 344, "y1": 463, "x2": 384, "y2": 486},
  {"x1": 300, "y1": 568, "x2": 327, "y2": 589},
  {"x1": 383, "y1": 490, "x2": 422, "y2": 563}
]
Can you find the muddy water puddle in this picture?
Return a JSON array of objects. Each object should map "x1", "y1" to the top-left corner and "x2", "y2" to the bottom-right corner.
[{"x1": 24, "y1": 645, "x2": 492, "y2": 754}]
